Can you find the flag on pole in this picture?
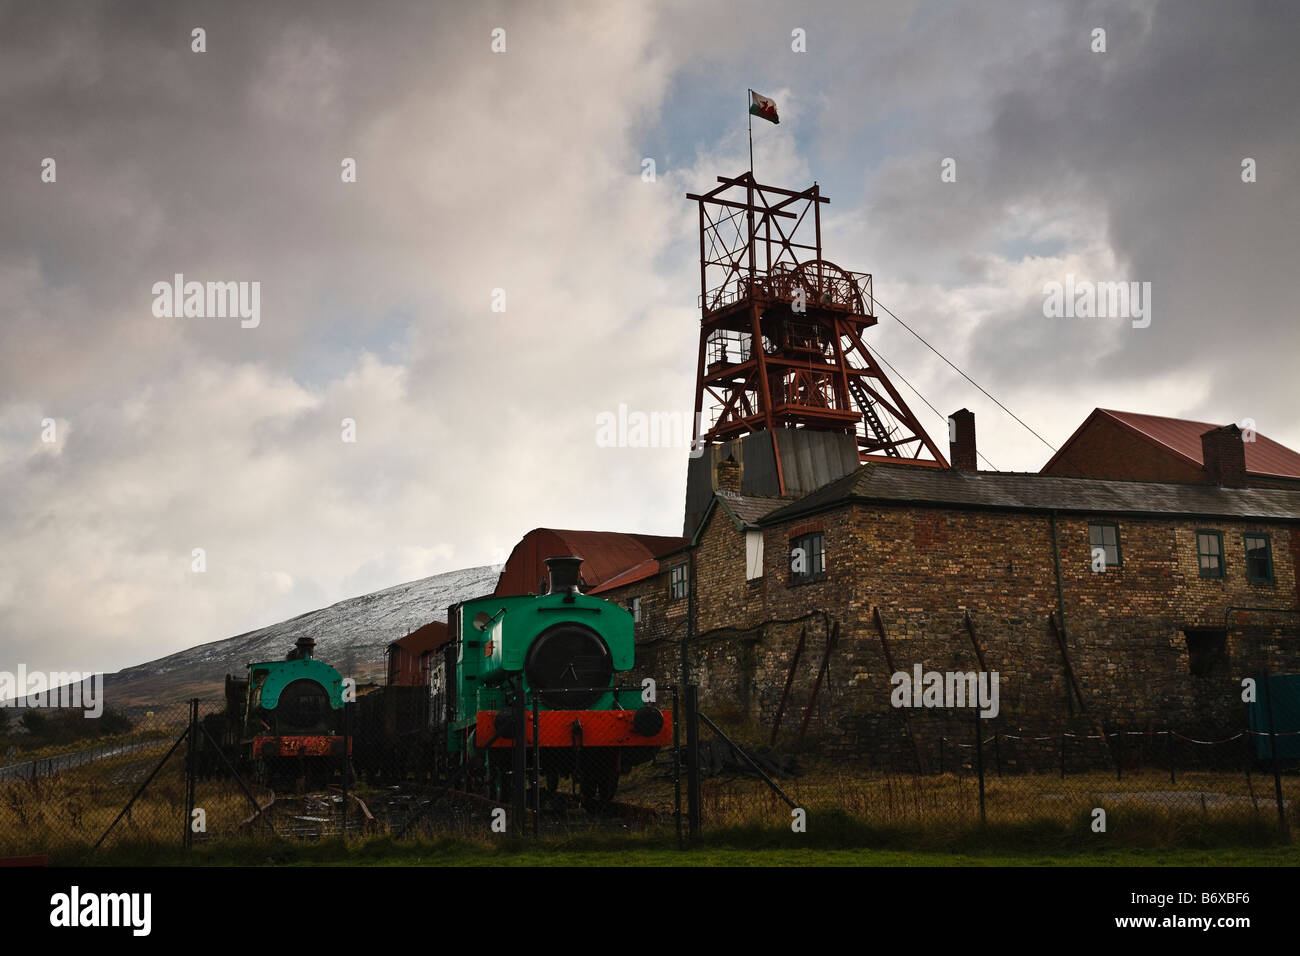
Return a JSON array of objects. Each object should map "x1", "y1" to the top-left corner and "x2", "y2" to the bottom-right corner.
[{"x1": 749, "y1": 90, "x2": 779, "y2": 125}]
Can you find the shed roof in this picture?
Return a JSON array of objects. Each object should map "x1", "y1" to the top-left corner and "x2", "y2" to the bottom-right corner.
[
  {"x1": 494, "y1": 528, "x2": 687, "y2": 596},
  {"x1": 388, "y1": 619, "x2": 449, "y2": 656},
  {"x1": 715, "y1": 492, "x2": 788, "y2": 530}
]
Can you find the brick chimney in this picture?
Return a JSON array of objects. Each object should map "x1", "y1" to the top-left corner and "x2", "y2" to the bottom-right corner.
[
  {"x1": 948, "y1": 408, "x2": 977, "y2": 471},
  {"x1": 1201, "y1": 424, "x2": 1247, "y2": 488},
  {"x1": 716, "y1": 455, "x2": 742, "y2": 494}
]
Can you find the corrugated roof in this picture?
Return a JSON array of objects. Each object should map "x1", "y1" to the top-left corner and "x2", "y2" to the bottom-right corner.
[
  {"x1": 588, "y1": 558, "x2": 663, "y2": 594},
  {"x1": 494, "y1": 529, "x2": 687, "y2": 597},
  {"x1": 389, "y1": 619, "x2": 449, "y2": 655},
  {"x1": 1046, "y1": 408, "x2": 1300, "y2": 480},
  {"x1": 761, "y1": 460, "x2": 1300, "y2": 524}
]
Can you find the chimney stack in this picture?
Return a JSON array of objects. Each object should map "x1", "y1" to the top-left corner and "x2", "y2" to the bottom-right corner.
[
  {"x1": 1201, "y1": 425, "x2": 1247, "y2": 488},
  {"x1": 948, "y1": 409, "x2": 977, "y2": 471},
  {"x1": 716, "y1": 454, "x2": 742, "y2": 494}
]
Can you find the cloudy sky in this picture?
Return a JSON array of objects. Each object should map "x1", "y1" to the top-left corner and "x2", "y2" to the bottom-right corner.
[{"x1": 3, "y1": 0, "x2": 1297, "y2": 675}]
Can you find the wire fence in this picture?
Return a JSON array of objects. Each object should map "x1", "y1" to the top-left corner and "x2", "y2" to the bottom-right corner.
[{"x1": 2, "y1": 687, "x2": 1297, "y2": 860}]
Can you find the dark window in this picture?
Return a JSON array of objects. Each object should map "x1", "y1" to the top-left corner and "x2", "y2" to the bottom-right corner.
[
  {"x1": 1088, "y1": 522, "x2": 1121, "y2": 570},
  {"x1": 1245, "y1": 534, "x2": 1274, "y2": 584},
  {"x1": 669, "y1": 564, "x2": 688, "y2": 601},
  {"x1": 1196, "y1": 531, "x2": 1223, "y2": 579},
  {"x1": 791, "y1": 532, "x2": 826, "y2": 584},
  {"x1": 1184, "y1": 629, "x2": 1227, "y2": 677}
]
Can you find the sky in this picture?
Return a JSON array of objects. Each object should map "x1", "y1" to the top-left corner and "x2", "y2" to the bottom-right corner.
[{"x1": 2, "y1": 0, "x2": 1297, "y2": 675}]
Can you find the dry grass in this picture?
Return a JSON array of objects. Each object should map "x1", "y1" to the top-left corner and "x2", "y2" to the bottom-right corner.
[{"x1": 0, "y1": 740, "x2": 272, "y2": 858}]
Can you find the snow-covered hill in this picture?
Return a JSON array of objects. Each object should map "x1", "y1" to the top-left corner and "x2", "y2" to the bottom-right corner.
[{"x1": 101, "y1": 565, "x2": 500, "y2": 707}]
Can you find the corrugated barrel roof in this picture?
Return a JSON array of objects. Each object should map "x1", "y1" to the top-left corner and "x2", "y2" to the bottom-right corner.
[{"x1": 494, "y1": 529, "x2": 687, "y2": 596}]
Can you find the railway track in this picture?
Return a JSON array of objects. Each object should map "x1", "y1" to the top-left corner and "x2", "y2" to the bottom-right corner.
[{"x1": 227, "y1": 780, "x2": 661, "y2": 841}]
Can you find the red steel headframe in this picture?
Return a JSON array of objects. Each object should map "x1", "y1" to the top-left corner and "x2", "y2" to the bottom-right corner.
[{"x1": 685, "y1": 172, "x2": 948, "y2": 483}]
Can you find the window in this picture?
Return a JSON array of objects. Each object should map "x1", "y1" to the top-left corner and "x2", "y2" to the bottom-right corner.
[
  {"x1": 1088, "y1": 522, "x2": 1121, "y2": 571},
  {"x1": 745, "y1": 531, "x2": 764, "y2": 580},
  {"x1": 1196, "y1": 530, "x2": 1224, "y2": 579},
  {"x1": 1245, "y1": 534, "x2": 1274, "y2": 584},
  {"x1": 669, "y1": 564, "x2": 688, "y2": 601},
  {"x1": 791, "y1": 532, "x2": 826, "y2": 584},
  {"x1": 631, "y1": 596, "x2": 641, "y2": 622},
  {"x1": 1184, "y1": 629, "x2": 1227, "y2": 677}
]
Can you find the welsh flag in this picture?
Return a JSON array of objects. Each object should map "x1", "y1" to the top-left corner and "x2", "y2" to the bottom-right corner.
[{"x1": 749, "y1": 90, "x2": 779, "y2": 125}]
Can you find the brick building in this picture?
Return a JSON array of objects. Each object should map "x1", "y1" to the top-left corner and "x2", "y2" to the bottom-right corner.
[
  {"x1": 1042, "y1": 408, "x2": 1300, "y2": 489},
  {"x1": 580, "y1": 412, "x2": 1300, "y2": 765}
]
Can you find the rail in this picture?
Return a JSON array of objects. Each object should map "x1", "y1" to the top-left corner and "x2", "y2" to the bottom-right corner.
[{"x1": 700, "y1": 265, "x2": 873, "y2": 316}]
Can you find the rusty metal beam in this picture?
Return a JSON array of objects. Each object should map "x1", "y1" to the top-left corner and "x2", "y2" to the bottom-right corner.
[
  {"x1": 1048, "y1": 613, "x2": 1086, "y2": 713},
  {"x1": 874, "y1": 607, "x2": 924, "y2": 774},
  {"x1": 963, "y1": 610, "x2": 989, "y2": 672},
  {"x1": 770, "y1": 627, "x2": 806, "y2": 747},
  {"x1": 795, "y1": 620, "x2": 839, "y2": 755}
]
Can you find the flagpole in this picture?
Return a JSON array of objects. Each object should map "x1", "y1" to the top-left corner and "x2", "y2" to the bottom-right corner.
[{"x1": 747, "y1": 88, "x2": 754, "y2": 177}]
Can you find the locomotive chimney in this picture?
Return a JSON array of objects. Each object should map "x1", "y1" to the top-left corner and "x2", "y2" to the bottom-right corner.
[
  {"x1": 545, "y1": 556, "x2": 584, "y2": 600},
  {"x1": 291, "y1": 636, "x2": 316, "y2": 660}
]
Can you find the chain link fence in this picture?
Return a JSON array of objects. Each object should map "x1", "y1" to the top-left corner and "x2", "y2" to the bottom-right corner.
[{"x1": 3, "y1": 682, "x2": 1297, "y2": 859}]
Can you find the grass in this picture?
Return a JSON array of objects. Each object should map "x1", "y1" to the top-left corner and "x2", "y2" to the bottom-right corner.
[
  {"x1": 69, "y1": 830, "x2": 1300, "y2": 867},
  {"x1": 7, "y1": 738, "x2": 1299, "y2": 866}
]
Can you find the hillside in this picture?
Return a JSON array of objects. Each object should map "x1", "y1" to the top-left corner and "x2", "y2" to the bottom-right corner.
[{"x1": 100, "y1": 565, "x2": 501, "y2": 708}]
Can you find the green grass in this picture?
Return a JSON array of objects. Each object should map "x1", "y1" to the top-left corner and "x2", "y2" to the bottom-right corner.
[
  {"x1": 71, "y1": 836, "x2": 1300, "y2": 868},
  {"x1": 66, "y1": 811, "x2": 1300, "y2": 868}
]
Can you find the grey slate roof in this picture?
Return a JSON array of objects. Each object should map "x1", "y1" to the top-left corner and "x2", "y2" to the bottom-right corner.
[
  {"x1": 759, "y1": 461, "x2": 1300, "y2": 525},
  {"x1": 715, "y1": 492, "x2": 788, "y2": 530}
]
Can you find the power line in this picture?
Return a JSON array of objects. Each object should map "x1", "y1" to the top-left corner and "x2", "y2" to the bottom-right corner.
[
  {"x1": 873, "y1": 297, "x2": 1059, "y2": 456},
  {"x1": 869, "y1": 344, "x2": 999, "y2": 472}
]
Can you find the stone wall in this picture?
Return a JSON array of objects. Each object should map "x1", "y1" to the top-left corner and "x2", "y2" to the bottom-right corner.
[{"x1": 598, "y1": 495, "x2": 1300, "y2": 768}]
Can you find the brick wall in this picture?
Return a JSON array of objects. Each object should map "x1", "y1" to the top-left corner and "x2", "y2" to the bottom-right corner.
[
  {"x1": 1044, "y1": 415, "x2": 1206, "y2": 483},
  {"x1": 624, "y1": 492, "x2": 1300, "y2": 766}
]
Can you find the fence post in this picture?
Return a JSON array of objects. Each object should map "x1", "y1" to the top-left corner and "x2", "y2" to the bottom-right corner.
[
  {"x1": 672, "y1": 686, "x2": 682, "y2": 850},
  {"x1": 511, "y1": 678, "x2": 526, "y2": 837},
  {"x1": 1166, "y1": 729, "x2": 1175, "y2": 785},
  {"x1": 1263, "y1": 673, "x2": 1289, "y2": 838},
  {"x1": 1115, "y1": 727, "x2": 1123, "y2": 782},
  {"x1": 341, "y1": 701, "x2": 351, "y2": 838},
  {"x1": 184, "y1": 699, "x2": 198, "y2": 849},
  {"x1": 1059, "y1": 732, "x2": 1066, "y2": 779},
  {"x1": 993, "y1": 728, "x2": 1002, "y2": 778},
  {"x1": 531, "y1": 689, "x2": 540, "y2": 839},
  {"x1": 974, "y1": 714, "x2": 986, "y2": 827},
  {"x1": 685, "y1": 684, "x2": 701, "y2": 839}
]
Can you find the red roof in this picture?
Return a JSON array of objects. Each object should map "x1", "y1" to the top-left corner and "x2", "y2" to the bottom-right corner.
[
  {"x1": 1045, "y1": 408, "x2": 1300, "y2": 481},
  {"x1": 493, "y1": 529, "x2": 686, "y2": 597},
  {"x1": 386, "y1": 620, "x2": 448, "y2": 686},
  {"x1": 388, "y1": 619, "x2": 449, "y2": 656}
]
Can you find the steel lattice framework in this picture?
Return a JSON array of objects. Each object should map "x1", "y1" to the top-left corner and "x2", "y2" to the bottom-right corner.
[{"x1": 686, "y1": 172, "x2": 948, "y2": 479}]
